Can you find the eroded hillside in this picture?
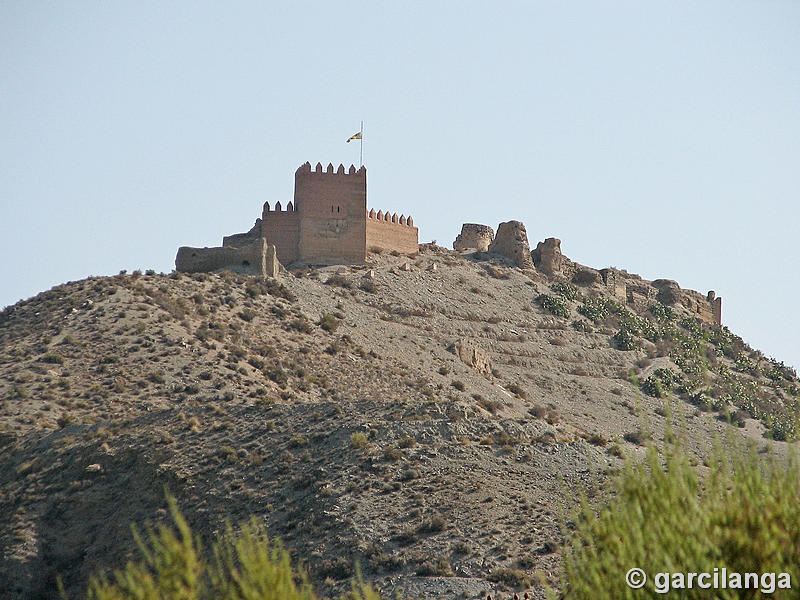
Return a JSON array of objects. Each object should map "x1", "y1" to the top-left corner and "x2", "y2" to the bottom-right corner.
[{"x1": 1, "y1": 245, "x2": 797, "y2": 599}]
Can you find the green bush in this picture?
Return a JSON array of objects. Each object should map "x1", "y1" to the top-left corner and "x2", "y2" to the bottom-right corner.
[
  {"x1": 86, "y1": 495, "x2": 385, "y2": 600},
  {"x1": 318, "y1": 313, "x2": 340, "y2": 333},
  {"x1": 558, "y1": 440, "x2": 800, "y2": 599},
  {"x1": 577, "y1": 296, "x2": 619, "y2": 323},
  {"x1": 536, "y1": 294, "x2": 570, "y2": 318},
  {"x1": 550, "y1": 282, "x2": 580, "y2": 302},
  {"x1": 612, "y1": 326, "x2": 639, "y2": 351},
  {"x1": 641, "y1": 368, "x2": 683, "y2": 398}
]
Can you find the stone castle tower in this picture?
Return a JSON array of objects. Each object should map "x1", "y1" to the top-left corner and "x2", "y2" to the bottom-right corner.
[
  {"x1": 260, "y1": 162, "x2": 418, "y2": 265},
  {"x1": 176, "y1": 161, "x2": 418, "y2": 275}
]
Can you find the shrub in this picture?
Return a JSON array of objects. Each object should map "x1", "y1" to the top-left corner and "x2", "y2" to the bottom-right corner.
[
  {"x1": 551, "y1": 282, "x2": 580, "y2": 301},
  {"x1": 287, "y1": 317, "x2": 313, "y2": 334},
  {"x1": 417, "y1": 514, "x2": 446, "y2": 533},
  {"x1": 488, "y1": 567, "x2": 531, "y2": 588},
  {"x1": 623, "y1": 429, "x2": 650, "y2": 446},
  {"x1": 476, "y1": 395, "x2": 501, "y2": 414},
  {"x1": 324, "y1": 273, "x2": 352, "y2": 289},
  {"x1": 398, "y1": 436, "x2": 416, "y2": 449},
  {"x1": 529, "y1": 405, "x2": 547, "y2": 419},
  {"x1": 641, "y1": 368, "x2": 683, "y2": 398},
  {"x1": 506, "y1": 382, "x2": 526, "y2": 399},
  {"x1": 147, "y1": 371, "x2": 166, "y2": 384},
  {"x1": 577, "y1": 296, "x2": 619, "y2": 323},
  {"x1": 572, "y1": 320, "x2": 593, "y2": 333},
  {"x1": 536, "y1": 294, "x2": 570, "y2": 318},
  {"x1": 451, "y1": 380, "x2": 465, "y2": 391},
  {"x1": 416, "y1": 558, "x2": 452, "y2": 576},
  {"x1": 612, "y1": 325, "x2": 639, "y2": 351},
  {"x1": 350, "y1": 432, "x2": 369, "y2": 449},
  {"x1": 85, "y1": 494, "x2": 386, "y2": 600},
  {"x1": 238, "y1": 308, "x2": 256, "y2": 322},
  {"x1": 41, "y1": 353, "x2": 65, "y2": 364},
  {"x1": 558, "y1": 440, "x2": 800, "y2": 599},
  {"x1": 318, "y1": 313, "x2": 340, "y2": 333}
]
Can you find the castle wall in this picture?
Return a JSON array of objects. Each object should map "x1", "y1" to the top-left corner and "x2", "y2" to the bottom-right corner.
[
  {"x1": 175, "y1": 238, "x2": 278, "y2": 278},
  {"x1": 260, "y1": 203, "x2": 301, "y2": 264},
  {"x1": 454, "y1": 223, "x2": 494, "y2": 252},
  {"x1": 366, "y1": 211, "x2": 419, "y2": 255},
  {"x1": 295, "y1": 162, "x2": 367, "y2": 264}
]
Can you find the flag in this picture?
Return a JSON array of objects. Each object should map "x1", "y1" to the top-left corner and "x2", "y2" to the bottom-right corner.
[{"x1": 346, "y1": 131, "x2": 362, "y2": 143}]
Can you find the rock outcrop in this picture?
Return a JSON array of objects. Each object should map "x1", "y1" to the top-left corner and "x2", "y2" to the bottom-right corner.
[
  {"x1": 652, "y1": 279, "x2": 682, "y2": 305},
  {"x1": 453, "y1": 338, "x2": 492, "y2": 376},
  {"x1": 573, "y1": 267, "x2": 600, "y2": 286},
  {"x1": 488, "y1": 221, "x2": 533, "y2": 268},
  {"x1": 453, "y1": 224, "x2": 494, "y2": 252},
  {"x1": 532, "y1": 238, "x2": 562, "y2": 276}
]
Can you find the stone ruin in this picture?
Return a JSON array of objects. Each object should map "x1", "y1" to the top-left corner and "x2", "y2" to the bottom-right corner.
[
  {"x1": 532, "y1": 237, "x2": 563, "y2": 276},
  {"x1": 175, "y1": 235, "x2": 280, "y2": 279},
  {"x1": 452, "y1": 219, "x2": 723, "y2": 327},
  {"x1": 453, "y1": 223, "x2": 494, "y2": 252},
  {"x1": 487, "y1": 221, "x2": 534, "y2": 268},
  {"x1": 451, "y1": 338, "x2": 492, "y2": 376}
]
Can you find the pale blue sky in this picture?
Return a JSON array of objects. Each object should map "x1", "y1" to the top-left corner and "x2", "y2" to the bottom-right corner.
[{"x1": 1, "y1": 2, "x2": 798, "y2": 370}]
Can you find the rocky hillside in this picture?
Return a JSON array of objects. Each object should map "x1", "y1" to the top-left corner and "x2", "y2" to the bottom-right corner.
[{"x1": 1, "y1": 245, "x2": 797, "y2": 599}]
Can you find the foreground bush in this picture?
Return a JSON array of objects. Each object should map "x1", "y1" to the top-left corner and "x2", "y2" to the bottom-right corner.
[
  {"x1": 85, "y1": 495, "x2": 381, "y2": 600},
  {"x1": 559, "y1": 438, "x2": 800, "y2": 599}
]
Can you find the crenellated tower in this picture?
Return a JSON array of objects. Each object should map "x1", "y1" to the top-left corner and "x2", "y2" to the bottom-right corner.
[{"x1": 259, "y1": 162, "x2": 418, "y2": 265}]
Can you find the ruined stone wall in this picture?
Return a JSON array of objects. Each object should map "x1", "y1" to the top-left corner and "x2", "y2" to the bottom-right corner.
[
  {"x1": 453, "y1": 224, "x2": 494, "y2": 252},
  {"x1": 261, "y1": 202, "x2": 301, "y2": 264},
  {"x1": 532, "y1": 238, "x2": 562, "y2": 276},
  {"x1": 488, "y1": 221, "x2": 533, "y2": 268},
  {"x1": 295, "y1": 162, "x2": 367, "y2": 264},
  {"x1": 175, "y1": 238, "x2": 278, "y2": 278},
  {"x1": 365, "y1": 210, "x2": 419, "y2": 255},
  {"x1": 599, "y1": 268, "x2": 626, "y2": 300}
]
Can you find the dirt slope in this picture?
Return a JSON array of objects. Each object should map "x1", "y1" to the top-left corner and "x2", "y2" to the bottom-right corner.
[{"x1": 1, "y1": 246, "x2": 796, "y2": 599}]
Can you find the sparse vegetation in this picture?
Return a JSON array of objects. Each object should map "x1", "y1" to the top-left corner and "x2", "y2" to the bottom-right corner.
[
  {"x1": 536, "y1": 294, "x2": 570, "y2": 318},
  {"x1": 85, "y1": 495, "x2": 385, "y2": 600},
  {"x1": 350, "y1": 432, "x2": 369, "y2": 449},
  {"x1": 560, "y1": 439, "x2": 800, "y2": 599}
]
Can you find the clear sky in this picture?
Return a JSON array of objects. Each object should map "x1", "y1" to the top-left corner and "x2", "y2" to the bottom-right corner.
[{"x1": 2, "y1": 2, "x2": 798, "y2": 370}]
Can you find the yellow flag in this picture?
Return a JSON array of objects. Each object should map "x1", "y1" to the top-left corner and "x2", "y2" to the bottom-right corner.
[{"x1": 346, "y1": 131, "x2": 362, "y2": 143}]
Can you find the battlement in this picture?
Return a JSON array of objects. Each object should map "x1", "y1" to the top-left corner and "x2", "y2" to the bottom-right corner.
[
  {"x1": 262, "y1": 201, "x2": 298, "y2": 212},
  {"x1": 256, "y1": 161, "x2": 418, "y2": 265},
  {"x1": 367, "y1": 209, "x2": 415, "y2": 227},
  {"x1": 295, "y1": 161, "x2": 366, "y2": 177}
]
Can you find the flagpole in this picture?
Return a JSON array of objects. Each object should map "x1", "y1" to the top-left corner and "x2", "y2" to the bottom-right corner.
[{"x1": 359, "y1": 121, "x2": 364, "y2": 168}]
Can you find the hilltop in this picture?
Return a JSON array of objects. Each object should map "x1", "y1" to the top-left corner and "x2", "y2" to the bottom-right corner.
[{"x1": 1, "y1": 244, "x2": 797, "y2": 599}]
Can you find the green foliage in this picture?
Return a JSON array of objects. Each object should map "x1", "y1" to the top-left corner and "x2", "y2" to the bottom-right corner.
[
  {"x1": 41, "y1": 352, "x2": 65, "y2": 364},
  {"x1": 572, "y1": 320, "x2": 593, "y2": 333},
  {"x1": 86, "y1": 495, "x2": 385, "y2": 600},
  {"x1": 641, "y1": 368, "x2": 683, "y2": 398},
  {"x1": 577, "y1": 296, "x2": 620, "y2": 323},
  {"x1": 611, "y1": 326, "x2": 639, "y2": 351},
  {"x1": 287, "y1": 317, "x2": 313, "y2": 334},
  {"x1": 558, "y1": 440, "x2": 800, "y2": 599},
  {"x1": 318, "y1": 313, "x2": 340, "y2": 333},
  {"x1": 647, "y1": 303, "x2": 674, "y2": 322},
  {"x1": 550, "y1": 282, "x2": 580, "y2": 302},
  {"x1": 350, "y1": 432, "x2": 369, "y2": 449},
  {"x1": 536, "y1": 294, "x2": 570, "y2": 318}
]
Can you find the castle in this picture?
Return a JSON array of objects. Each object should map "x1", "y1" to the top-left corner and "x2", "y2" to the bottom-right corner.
[{"x1": 176, "y1": 162, "x2": 419, "y2": 274}]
